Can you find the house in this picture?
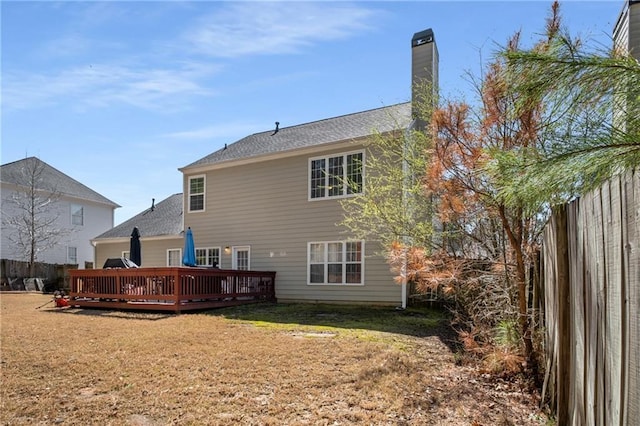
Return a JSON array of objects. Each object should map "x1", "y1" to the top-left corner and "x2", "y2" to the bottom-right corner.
[
  {"x1": 177, "y1": 29, "x2": 438, "y2": 305},
  {"x1": 89, "y1": 28, "x2": 437, "y2": 305},
  {"x1": 92, "y1": 193, "x2": 184, "y2": 267},
  {"x1": 613, "y1": 0, "x2": 640, "y2": 58},
  {"x1": 0, "y1": 157, "x2": 120, "y2": 268}
]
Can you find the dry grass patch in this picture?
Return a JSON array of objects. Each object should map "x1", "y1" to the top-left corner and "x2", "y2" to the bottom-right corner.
[{"x1": 1, "y1": 294, "x2": 547, "y2": 425}]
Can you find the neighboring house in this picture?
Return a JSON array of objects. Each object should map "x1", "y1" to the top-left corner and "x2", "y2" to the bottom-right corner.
[
  {"x1": 0, "y1": 157, "x2": 120, "y2": 268},
  {"x1": 612, "y1": 1, "x2": 640, "y2": 150},
  {"x1": 92, "y1": 193, "x2": 184, "y2": 268},
  {"x1": 614, "y1": 0, "x2": 640, "y2": 58},
  {"x1": 176, "y1": 29, "x2": 438, "y2": 305}
]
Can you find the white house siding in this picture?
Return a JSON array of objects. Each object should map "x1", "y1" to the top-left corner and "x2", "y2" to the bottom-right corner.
[
  {"x1": 183, "y1": 145, "x2": 402, "y2": 305},
  {"x1": 1, "y1": 187, "x2": 115, "y2": 269},
  {"x1": 94, "y1": 238, "x2": 183, "y2": 268},
  {"x1": 61, "y1": 198, "x2": 115, "y2": 268}
]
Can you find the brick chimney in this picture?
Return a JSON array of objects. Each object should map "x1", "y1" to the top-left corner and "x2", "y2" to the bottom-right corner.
[{"x1": 411, "y1": 28, "x2": 439, "y2": 132}]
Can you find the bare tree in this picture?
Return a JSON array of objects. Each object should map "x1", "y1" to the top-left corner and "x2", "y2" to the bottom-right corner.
[{"x1": 1, "y1": 157, "x2": 71, "y2": 277}]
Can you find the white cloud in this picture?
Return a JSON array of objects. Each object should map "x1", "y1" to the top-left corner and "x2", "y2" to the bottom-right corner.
[
  {"x1": 2, "y1": 62, "x2": 221, "y2": 112},
  {"x1": 184, "y1": 2, "x2": 379, "y2": 58},
  {"x1": 2, "y1": 2, "x2": 381, "y2": 113},
  {"x1": 37, "y1": 34, "x2": 92, "y2": 59},
  {"x1": 161, "y1": 121, "x2": 265, "y2": 141}
]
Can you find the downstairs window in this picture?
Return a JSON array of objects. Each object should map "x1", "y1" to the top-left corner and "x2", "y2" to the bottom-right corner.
[{"x1": 308, "y1": 241, "x2": 363, "y2": 285}]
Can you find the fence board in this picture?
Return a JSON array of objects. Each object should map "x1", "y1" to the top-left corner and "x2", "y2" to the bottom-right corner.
[
  {"x1": 624, "y1": 170, "x2": 639, "y2": 424},
  {"x1": 557, "y1": 206, "x2": 572, "y2": 424},
  {"x1": 541, "y1": 219, "x2": 558, "y2": 411},
  {"x1": 568, "y1": 200, "x2": 585, "y2": 426},
  {"x1": 594, "y1": 187, "x2": 607, "y2": 426},
  {"x1": 604, "y1": 176, "x2": 623, "y2": 424}
]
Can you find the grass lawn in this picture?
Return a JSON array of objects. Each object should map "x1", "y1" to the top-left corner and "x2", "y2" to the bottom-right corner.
[{"x1": 1, "y1": 293, "x2": 547, "y2": 425}]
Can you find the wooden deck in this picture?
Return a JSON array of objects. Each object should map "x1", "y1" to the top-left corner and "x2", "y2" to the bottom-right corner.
[{"x1": 69, "y1": 267, "x2": 276, "y2": 313}]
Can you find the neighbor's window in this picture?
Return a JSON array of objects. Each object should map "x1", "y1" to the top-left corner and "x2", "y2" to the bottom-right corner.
[
  {"x1": 196, "y1": 247, "x2": 220, "y2": 267},
  {"x1": 309, "y1": 152, "x2": 363, "y2": 199},
  {"x1": 167, "y1": 249, "x2": 181, "y2": 266},
  {"x1": 71, "y1": 204, "x2": 84, "y2": 225},
  {"x1": 188, "y1": 176, "x2": 205, "y2": 212},
  {"x1": 67, "y1": 247, "x2": 78, "y2": 264},
  {"x1": 308, "y1": 241, "x2": 363, "y2": 285}
]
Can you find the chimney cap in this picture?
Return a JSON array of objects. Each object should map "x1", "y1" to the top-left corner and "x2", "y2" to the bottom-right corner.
[{"x1": 412, "y1": 28, "x2": 434, "y2": 47}]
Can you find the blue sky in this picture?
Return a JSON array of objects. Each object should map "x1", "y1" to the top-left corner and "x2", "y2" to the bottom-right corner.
[{"x1": 2, "y1": 1, "x2": 623, "y2": 225}]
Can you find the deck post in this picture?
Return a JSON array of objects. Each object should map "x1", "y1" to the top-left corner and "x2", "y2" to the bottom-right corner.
[
  {"x1": 174, "y1": 268, "x2": 181, "y2": 313},
  {"x1": 269, "y1": 273, "x2": 276, "y2": 300}
]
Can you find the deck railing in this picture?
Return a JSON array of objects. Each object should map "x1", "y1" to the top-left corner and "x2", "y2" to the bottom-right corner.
[{"x1": 69, "y1": 267, "x2": 276, "y2": 313}]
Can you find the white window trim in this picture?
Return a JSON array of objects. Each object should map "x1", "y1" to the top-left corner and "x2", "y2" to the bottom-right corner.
[
  {"x1": 122, "y1": 250, "x2": 130, "y2": 259},
  {"x1": 195, "y1": 246, "x2": 221, "y2": 267},
  {"x1": 167, "y1": 248, "x2": 182, "y2": 266},
  {"x1": 308, "y1": 150, "x2": 365, "y2": 201},
  {"x1": 188, "y1": 175, "x2": 206, "y2": 213},
  {"x1": 307, "y1": 240, "x2": 365, "y2": 286},
  {"x1": 71, "y1": 204, "x2": 84, "y2": 226},
  {"x1": 67, "y1": 246, "x2": 78, "y2": 264}
]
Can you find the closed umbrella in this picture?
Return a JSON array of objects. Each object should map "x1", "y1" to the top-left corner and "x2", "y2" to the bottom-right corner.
[
  {"x1": 130, "y1": 226, "x2": 142, "y2": 266},
  {"x1": 182, "y1": 227, "x2": 196, "y2": 267}
]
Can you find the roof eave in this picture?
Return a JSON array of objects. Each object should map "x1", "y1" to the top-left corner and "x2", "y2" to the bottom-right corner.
[
  {"x1": 0, "y1": 181, "x2": 120, "y2": 208},
  {"x1": 92, "y1": 234, "x2": 183, "y2": 245},
  {"x1": 179, "y1": 131, "x2": 399, "y2": 175}
]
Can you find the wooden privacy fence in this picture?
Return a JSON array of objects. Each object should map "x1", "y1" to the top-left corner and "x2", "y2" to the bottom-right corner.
[
  {"x1": 69, "y1": 267, "x2": 276, "y2": 313},
  {"x1": 0, "y1": 259, "x2": 76, "y2": 291},
  {"x1": 542, "y1": 168, "x2": 639, "y2": 425}
]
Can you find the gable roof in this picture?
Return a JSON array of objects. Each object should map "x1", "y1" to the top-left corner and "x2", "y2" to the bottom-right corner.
[
  {"x1": 182, "y1": 102, "x2": 412, "y2": 170},
  {"x1": 0, "y1": 157, "x2": 120, "y2": 207},
  {"x1": 94, "y1": 193, "x2": 183, "y2": 240}
]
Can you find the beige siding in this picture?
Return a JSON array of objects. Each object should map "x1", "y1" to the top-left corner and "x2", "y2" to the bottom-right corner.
[
  {"x1": 94, "y1": 238, "x2": 183, "y2": 269},
  {"x1": 184, "y1": 146, "x2": 402, "y2": 304}
]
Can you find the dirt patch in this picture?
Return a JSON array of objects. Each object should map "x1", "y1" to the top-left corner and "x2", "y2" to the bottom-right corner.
[{"x1": 0, "y1": 293, "x2": 548, "y2": 425}]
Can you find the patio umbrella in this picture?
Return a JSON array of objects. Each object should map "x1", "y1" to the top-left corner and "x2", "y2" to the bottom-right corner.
[
  {"x1": 182, "y1": 227, "x2": 196, "y2": 267},
  {"x1": 129, "y1": 226, "x2": 142, "y2": 267}
]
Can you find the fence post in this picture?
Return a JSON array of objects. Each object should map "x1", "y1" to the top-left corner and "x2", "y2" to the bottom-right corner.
[{"x1": 554, "y1": 205, "x2": 571, "y2": 425}]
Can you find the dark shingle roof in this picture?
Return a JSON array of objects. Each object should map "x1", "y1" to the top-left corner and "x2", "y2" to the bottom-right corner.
[
  {"x1": 183, "y1": 102, "x2": 412, "y2": 169},
  {"x1": 0, "y1": 157, "x2": 120, "y2": 207},
  {"x1": 94, "y1": 193, "x2": 183, "y2": 239}
]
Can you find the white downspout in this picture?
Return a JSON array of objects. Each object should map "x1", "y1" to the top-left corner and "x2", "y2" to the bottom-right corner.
[
  {"x1": 401, "y1": 247, "x2": 407, "y2": 309},
  {"x1": 400, "y1": 119, "x2": 417, "y2": 309}
]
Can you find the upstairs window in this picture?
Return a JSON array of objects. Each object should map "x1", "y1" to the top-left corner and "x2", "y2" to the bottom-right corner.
[
  {"x1": 188, "y1": 176, "x2": 205, "y2": 212},
  {"x1": 71, "y1": 204, "x2": 84, "y2": 226},
  {"x1": 309, "y1": 152, "x2": 363, "y2": 200}
]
